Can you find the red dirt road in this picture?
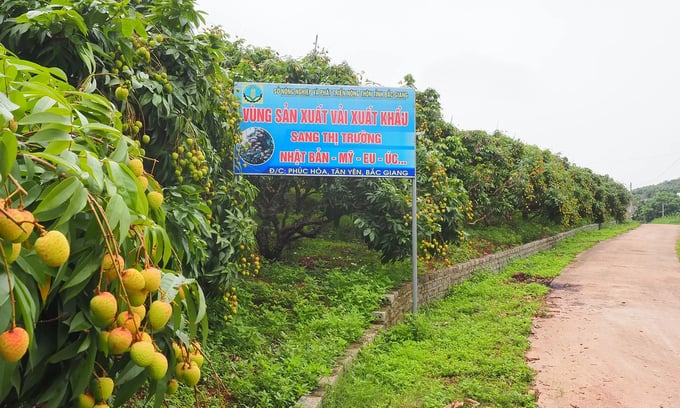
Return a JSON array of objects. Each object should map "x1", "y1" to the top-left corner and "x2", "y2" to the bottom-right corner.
[{"x1": 527, "y1": 224, "x2": 680, "y2": 407}]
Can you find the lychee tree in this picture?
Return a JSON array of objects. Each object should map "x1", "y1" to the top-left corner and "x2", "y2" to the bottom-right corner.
[
  {"x1": 0, "y1": 46, "x2": 207, "y2": 407},
  {"x1": 0, "y1": 0, "x2": 260, "y2": 294}
]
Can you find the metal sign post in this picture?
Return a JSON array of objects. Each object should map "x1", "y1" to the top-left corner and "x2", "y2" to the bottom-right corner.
[{"x1": 411, "y1": 175, "x2": 418, "y2": 314}]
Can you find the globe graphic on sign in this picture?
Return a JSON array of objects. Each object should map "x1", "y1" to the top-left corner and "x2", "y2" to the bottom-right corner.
[{"x1": 238, "y1": 127, "x2": 275, "y2": 165}]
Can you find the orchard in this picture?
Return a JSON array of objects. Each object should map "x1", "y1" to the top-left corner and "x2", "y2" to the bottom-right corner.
[{"x1": 0, "y1": 0, "x2": 632, "y2": 407}]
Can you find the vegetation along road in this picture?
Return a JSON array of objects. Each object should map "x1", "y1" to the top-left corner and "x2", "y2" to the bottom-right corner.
[{"x1": 528, "y1": 224, "x2": 680, "y2": 407}]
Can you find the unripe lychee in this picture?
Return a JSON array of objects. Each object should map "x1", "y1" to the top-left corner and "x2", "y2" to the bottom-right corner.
[
  {"x1": 116, "y1": 311, "x2": 141, "y2": 335},
  {"x1": 34, "y1": 230, "x2": 70, "y2": 267},
  {"x1": 114, "y1": 86, "x2": 129, "y2": 101},
  {"x1": 108, "y1": 327, "x2": 132, "y2": 354},
  {"x1": 128, "y1": 158, "x2": 144, "y2": 177},
  {"x1": 172, "y1": 342, "x2": 183, "y2": 360},
  {"x1": 166, "y1": 378, "x2": 179, "y2": 395},
  {"x1": 127, "y1": 289, "x2": 148, "y2": 307},
  {"x1": 0, "y1": 326, "x2": 29, "y2": 362},
  {"x1": 190, "y1": 349, "x2": 204, "y2": 368},
  {"x1": 77, "y1": 393, "x2": 95, "y2": 408},
  {"x1": 141, "y1": 267, "x2": 161, "y2": 292},
  {"x1": 90, "y1": 292, "x2": 118, "y2": 328},
  {"x1": 121, "y1": 268, "x2": 146, "y2": 292},
  {"x1": 94, "y1": 404, "x2": 109, "y2": 408},
  {"x1": 6, "y1": 242, "x2": 21, "y2": 264},
  {"x1": 146, "y1": 351, "x2": 168, "y2": 380},
  {"x1": 139, "y1": 331, "x2": 152, "y2": 343},
  {"x1": 147, "y1": 191, "x2": 163, "y2": 210},
  {"x1": 137, "y1": 175, "x2": 149, "y2": 190},
  {"x1": 90, "y1": 376, "x2": 114, "y2": 401},
  {"x1": 179, "y1": 361, "x2": 201, "y2": 386},
  {"x1": 148, "y1": 300, "x2": 172, "y2": 330},
  {"x1": 130, "y1": 304, "x2": 146, "y2": 321},
  {"x1": 174, "y1": 362, "x2": 186, "y2": 382},
  {"x1": 130, "y1": 340, "x2": 156, "y2": 367},
  {"x1": 0, "y1": 208, "x2": 35, "y2": 243},
  {"x1": 101, "y1": 253, "x2": 124, "y2": 281}
]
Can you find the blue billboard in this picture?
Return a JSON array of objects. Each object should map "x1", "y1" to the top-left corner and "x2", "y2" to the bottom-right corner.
[{"x1": 233, "y1": 83, "x2": 416, "y2": 178}]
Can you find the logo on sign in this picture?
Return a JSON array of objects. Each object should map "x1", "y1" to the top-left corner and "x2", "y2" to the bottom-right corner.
[{"x1": 242, "y1": 84, "x2": 263, "y2": 104}]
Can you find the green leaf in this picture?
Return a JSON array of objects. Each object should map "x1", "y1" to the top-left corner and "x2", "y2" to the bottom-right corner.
[
  {"x1": 106, "y1": 193, "x2": 131, "y2": 244},
  {"x1": 12, "y1": 273, "x2": 37, "y2": 343},
  {"x1": 0, "y1": 269, "x2": 9, "y2": 309},
  {"x1": 32, "y1": 372, "x2": 69, "y2": 408},
  {"x1": 104, "y1": 160, "x2": 148, "y2": 214},
  {"x1": 0, "y1": 92, "x2": 19, "y2": 119},
  {"x1": 69, "y1": 335, "x2": 97, "y2": 396},
  {"x1": 67, "y1": 312, "x2": 90, "y2": 333},
  {"x1": 47, "y1": 335, "x2": 85, "y2": 363},
  {"x1": 194, "y1": 283, "x2": 207, "y2": 324},
  {"x1": 160, "y1": 273, "x2": 192, "y2": 303},
  {"x1": 31, "y1": 152, "x2": 81, "y2": 175},
  {"x1": 113, "y1": 362, "x2": 146, "y2": 407},
  {"x1": 109, "y1": 137, "x2": 129, "y2": 163},
  {"x1": 31, "y1": 127, "x2": 72, "y2": 143},
  {"x1": 18, "y1": 111, "x2": 72, "y2": 126},
  {"x1": 60, "y1": 254, "x2": 99, "y2": 291},
  {"x1": 33, "y1": 95, "x2": 57, "y2": 113},
  {"x1": 120, "y1": 18, "x2": 134, "y2": 37},
  {"x1": 56, "y1": 182, "x2": 88, "y2": 226},
  {"x1": 43, "y1": 140, "x2": 73, "y2": 156},
  {"x1": 33, "y1": 177, "x2": 83, "y2": 220},
  {"x1": 0, "y1": 130, "x2": 18, "y2": 179},
  {"x1": 79, "y1": 151, "x2": 104, "y2": 193},
  {"x1": 0, "y1": 354, "x2": 19, "y2": 401}
]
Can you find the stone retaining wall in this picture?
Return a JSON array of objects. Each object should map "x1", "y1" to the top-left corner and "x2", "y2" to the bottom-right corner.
[{"x1": 295, "y1": 224, "x2": 598, "y2": 407}]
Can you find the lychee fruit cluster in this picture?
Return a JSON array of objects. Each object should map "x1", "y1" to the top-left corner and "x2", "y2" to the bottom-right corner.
[
  {"x1": 84, "y1": 249, "x2": 205, "y2": 403},
  {"x1": 1, "y1": 198, "x2": 72, "y2": 364},
  {"x1": 125, "y1": 157, "x2": 164, "y2": 211}
]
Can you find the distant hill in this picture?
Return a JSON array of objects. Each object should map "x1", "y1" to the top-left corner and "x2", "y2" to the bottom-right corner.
[{"x1": 633, "y1": 178, "x2": 680, "y2": 200}]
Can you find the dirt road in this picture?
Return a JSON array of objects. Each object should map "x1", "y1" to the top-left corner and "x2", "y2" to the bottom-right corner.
[{"x1": 527, "y1": 224, "x2": 680, "y2": 407}]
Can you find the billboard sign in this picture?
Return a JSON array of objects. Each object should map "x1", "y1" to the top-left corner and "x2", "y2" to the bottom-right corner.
[{"x1": 233, "y1": 82, "x2": 416, "y2": 178}]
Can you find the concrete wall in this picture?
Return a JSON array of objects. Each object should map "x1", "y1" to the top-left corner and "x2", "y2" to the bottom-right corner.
[{"x1": 296, "y1": 224, "x2": 598, "y2": 408}]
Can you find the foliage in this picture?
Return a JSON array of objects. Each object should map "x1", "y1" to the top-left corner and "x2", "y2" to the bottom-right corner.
[
  {"x1": 632, "y1": 177, "x2": 680, "y2": 200},
  {"x1": 0, "y1": 0, "x2": 260, "y2": 293},
  {"x1": 350, "y1": 85, "x2": 469, "y2": 263},
  {"x1": 634, "y1": 191, "x2": 680, "y2": 222},
  {"x1": 323, "y1": 223, "x2": 638, "y2": 408},
  {"x1": 0, "y1": 47, "x2": 206, "y2": 407}
]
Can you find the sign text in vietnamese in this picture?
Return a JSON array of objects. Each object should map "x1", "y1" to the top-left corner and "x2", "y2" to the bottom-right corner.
[{"x1": 233, "y1": 82, "x2": 416, "y2": 177}]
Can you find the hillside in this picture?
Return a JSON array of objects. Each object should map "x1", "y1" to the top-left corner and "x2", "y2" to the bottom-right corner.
[{"x1": 633, "y1": 178, "x2": 680, "y2": 200}]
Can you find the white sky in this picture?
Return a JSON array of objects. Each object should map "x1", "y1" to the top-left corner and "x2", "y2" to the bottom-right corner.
[{"x1": 195, "y1": 0, "x2": 680, "y2": 189}]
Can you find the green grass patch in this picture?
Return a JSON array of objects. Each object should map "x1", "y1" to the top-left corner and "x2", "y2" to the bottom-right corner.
[
  {"x1": 651, "y1": 215, "x2": 680, "y2": 224},
  {"x1": 323, "y1": 222, "x2": 638, "y2": 408},
  {"x1": 164, "y1": 239, "x2": 411, "y2": 407}
]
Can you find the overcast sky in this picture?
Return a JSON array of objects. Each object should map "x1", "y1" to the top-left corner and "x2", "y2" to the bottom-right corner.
[{"x1": 195, "y1": 0, "x2": 680, "y2": 189}]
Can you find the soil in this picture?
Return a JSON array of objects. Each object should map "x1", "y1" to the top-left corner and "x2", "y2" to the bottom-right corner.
[{"x1": 527, "y1": 224, "x2": 680, "y2": 407}]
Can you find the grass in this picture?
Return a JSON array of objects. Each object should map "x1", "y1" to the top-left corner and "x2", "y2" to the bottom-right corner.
[
  {"x1": 163, "y1": 240, "x2": 411, "y2": 407},
  {"x1": 157, "y1": 220, "x2": 636, "y2": 408},
  {"x1": 650, "y1": 215, "x2": 680, "y2": 224},
  {"x1": 322, "y1": 222, "x2": 639, "y2": 408}
]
